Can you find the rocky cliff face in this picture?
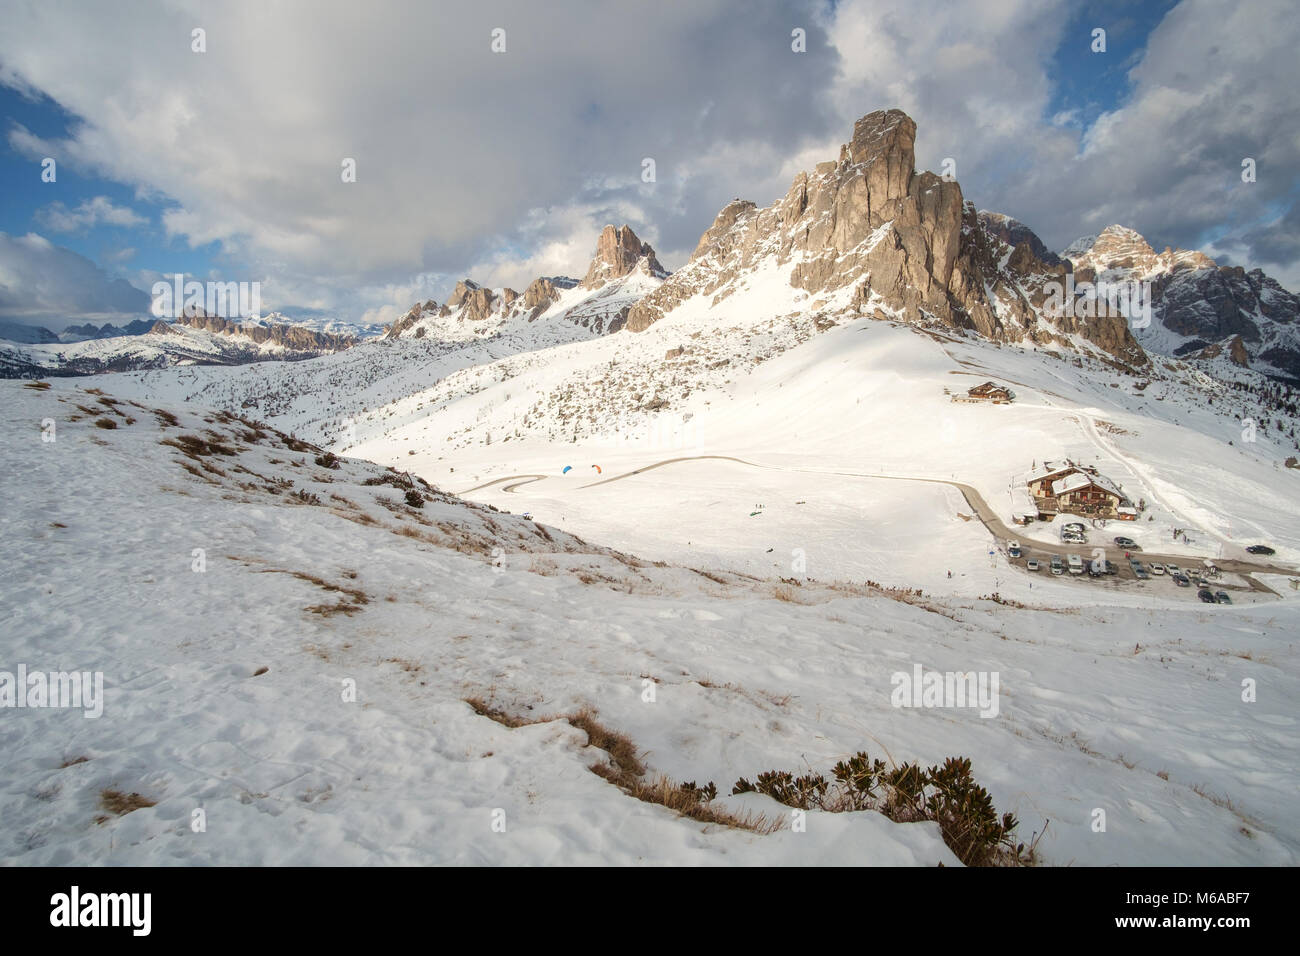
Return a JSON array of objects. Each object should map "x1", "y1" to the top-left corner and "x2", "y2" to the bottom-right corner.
[
  {"x1": 445, "y1": 280, "x2": 509, "y2": 324},
  {"x1": 1062, "y1": 227, "x2": 1300, "y2": 381},
  {"x1": 382, "y1": 224, "x2": 664, "y2": 341},
  {"x1": 582, "y1": 225, "x2": 667, "y2": 290},
  {"x1": 171, "y1": 311, "x2": 355, "y2": 352},
  {"x1": 978, "y1": 211, "x2": 1060, "y2": 266},
  {"x1": 624, "y1": 108, "x2": 1149, "y2": 369}
]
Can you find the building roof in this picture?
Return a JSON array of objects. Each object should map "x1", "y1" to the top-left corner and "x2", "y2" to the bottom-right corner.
[
  {"x1": 1026, "y1": 460, "x2": 1079, "y2": 484},
  {"x1": 1053, "y1": 471, "x2": 1123, "y2": 498},
  {"x1": 1010, "y1": 487, "x2": 1038, "y2": 516},
  {"x1": 969, "y1": 381, "x2": 1013, "y2": 395}
]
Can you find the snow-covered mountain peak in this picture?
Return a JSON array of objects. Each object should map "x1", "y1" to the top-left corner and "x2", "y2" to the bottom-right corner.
[{"x1": 581, "y1": 224, "x2": 667, "y2": 290}]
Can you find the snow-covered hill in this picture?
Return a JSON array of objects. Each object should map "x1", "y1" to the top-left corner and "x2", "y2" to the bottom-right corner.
[{"x1": 3, "y1": 378, "x2": 1297, "y2": 865}]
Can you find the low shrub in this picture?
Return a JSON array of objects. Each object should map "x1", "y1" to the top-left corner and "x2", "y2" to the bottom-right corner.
[{"x1": 733, "y1": 751, "x2": 1035, "y2": 866}]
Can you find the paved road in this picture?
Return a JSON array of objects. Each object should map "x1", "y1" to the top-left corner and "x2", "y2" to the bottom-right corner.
[{"x1": 455, "y1": 456, "x2": 1294, "y2": 592}]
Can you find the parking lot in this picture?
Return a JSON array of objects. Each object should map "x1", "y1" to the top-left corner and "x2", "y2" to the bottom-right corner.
[{"x1": 1003, "y1": 539, "x2": 1263, "y2": 600}]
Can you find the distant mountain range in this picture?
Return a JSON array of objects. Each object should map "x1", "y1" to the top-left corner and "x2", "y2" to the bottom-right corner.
[
  {"x1": 0, "y1": 310, "x2": 384, "y2": 378},
  {"x1": 6, "y1": 108, "x2": 1297, "y2": 388}
]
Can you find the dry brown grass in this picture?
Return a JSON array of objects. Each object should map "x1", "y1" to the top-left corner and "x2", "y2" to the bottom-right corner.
[
  {"x1": 59, "y1": 756, "x2": 89, "y2": 768},
  {"x1": 258, "y1": 568, "x2": 369, "y2": 605},
  {"x1": 22, "y1": 381, "x2": 51, "y2": 390},
  {"x1": 568, "y1": 707, "x2": 645, "y2": 777},
  {"x1": 590, "y1": 768, "x2": 782, "y2": 833},
  {"x1": 93, "y1": 417, "x2": 117, "y2": 430},
  {"x1": 465, "y1": 696, "x2": 535, "y2": 728},
  {"x1": 462, "y1": 697, "x2": 778, "y2": 833},
  {"x1": 161, "y1": 433, "x2": 237, "y2": 459},
  {"x1": 97, "y1": 788, "x2": 156, "y2": 821}
]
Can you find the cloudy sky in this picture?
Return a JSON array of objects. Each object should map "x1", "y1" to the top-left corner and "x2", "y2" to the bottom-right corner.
[{"x1": 1, "y1": 0, "x2": 1296, "y2": 330}]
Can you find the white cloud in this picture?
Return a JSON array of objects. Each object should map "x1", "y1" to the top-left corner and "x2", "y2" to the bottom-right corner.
[
  {"x1": 0, "y1": 232, "x2": 150, "y2": 328},
  {"x1": 0, "y1": 0, "x2": 842, "y2": 317},
  {"x1": 35, "y1": 195, "x2": 147, "y2": 233},
  {"x1": 2, "y1": 0, "x2": 1297, "y2": 322}
]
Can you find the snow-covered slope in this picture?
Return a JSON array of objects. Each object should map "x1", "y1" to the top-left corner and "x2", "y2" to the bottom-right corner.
[{"x1": 3, "y1": 378, "x2": 1297, "y2": 865}]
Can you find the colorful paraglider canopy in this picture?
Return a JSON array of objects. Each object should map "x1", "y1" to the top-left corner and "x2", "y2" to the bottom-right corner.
[
  {"x1": 562, "y1": 465, "x2": 572, "y2": 474},
  {"x1": 591, "y1": 464, "x2": 602, "y2": 474}
]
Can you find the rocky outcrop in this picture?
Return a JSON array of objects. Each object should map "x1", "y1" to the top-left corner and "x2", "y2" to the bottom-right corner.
[
  {"x1": 1065, "y1": 225, "x2": 1215, "y2": 276},
  {"x1": 522, "y1": 277, "x2": 569, "y2": 320},
  {"x1": 442, "y1": 280, "x2": 497, "y2": 324},
  {"x1": 384, "y1": 300, "x2": 437, "y2": 339},
  {"x1": 171, "y1": 312, "x2": 354, "y2": 352},
  {"x1": 582, "y1": 225, "x2": 666, "y2": 290},
  {"x1": 978, "y1": 211, "x2": 1060, "y2": 266},
  {"x1": 624, "y1": 109, "x2": 1153, "y2": 370},
  {"x1": 1064, "y1": 228, "x2": 1300, "y2": 380}
]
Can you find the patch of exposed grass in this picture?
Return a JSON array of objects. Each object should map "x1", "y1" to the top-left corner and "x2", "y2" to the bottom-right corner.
[
  {"x1": 257, "y1": 568, "x2": 369, "y2": 616},
  {"x1": 306, "y1": 602, "x2": 363, "y2": 617},
  {"x1": 93, "y1": 417, "x2": 117, "y2": 430},
  {"x1": 462, "y1": 697, "x2": 777, "y2": 833},
  {"x1": 97, "y1": 788, "x2": 156, "y2": 821},
  {"x1": 161, "y1": 433, "x2": 237, "y2": 459},
  {"x1": 592, "y1": 768, "x2": 782, "y2": 833},
  {"x1": 465, "y1": 696, "x2": 535, "y2": 728},
  {"x1": 568, "y1": 707, "x2": 645, "y2": 777}
]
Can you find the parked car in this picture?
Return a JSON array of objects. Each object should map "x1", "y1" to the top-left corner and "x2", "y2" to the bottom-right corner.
[
  {"x1": 1114, "y1": 536, "x2": 1138, "y2": 549},
  {"x1": 1197, "y1": 589, "x2": 1216, "y2": 603},
  {"x1": 1173, "y1": 573, "x2": 1190, "y2": 587},
  {"x1": 1088, "y1": 559, "x2": 1106, "y2": 577},
  {"x1": 1165, "y1": 564, "x2": 1182, "y2": 576},
  {"x1": 1068, "y1": 554, "x2": 1084, "y2": 575},
  {"x1": 1026, "y1": 558, "x2": 1040, "y2": 572},
  {"x1": 1130, "y1": 561, "x2": 1149, "y2": 580},
  {"x1": 1064, "y1": 522, "x2": 1085, "y2": 532},
  {"x1": 1008, "y1": 540, "x2": 1021, "y2": 558},
  {"x1": 1050, "y1": 555, "x2": 1064, "y2": 575},
  {"x1": 1246, "y1": 545, "x2": 1275, "y2": 555},
  {"x1": 1215, "y1": 591, "x2": 1232, "y2": 605},
  {"x1": 1149, "y1": 562, "x2": 1166, "y2": 575}
]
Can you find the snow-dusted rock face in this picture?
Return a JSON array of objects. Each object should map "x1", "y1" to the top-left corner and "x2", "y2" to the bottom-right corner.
[
  {"x1": 382, "y1": 224, "x2": 666, "y2": 343},
  {"x1": 582, "y1": 224, "x2": 667, "y2": 290},
  {"x1": 1066, "y1": 224, "x2": 1216, "y2": 277},
  {"x1": 977, "y1": 211, "x2": 1060, "y2": 266},
  {"x1": 168, "y1": 311, "x2": 357, "y2": 353},
  {"x1": 623, "y1": 109, "x2": 1149, "y2": 370},
  {"x1": 1063, "y1": 226, "x2": 1300, "y2": 381}
]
